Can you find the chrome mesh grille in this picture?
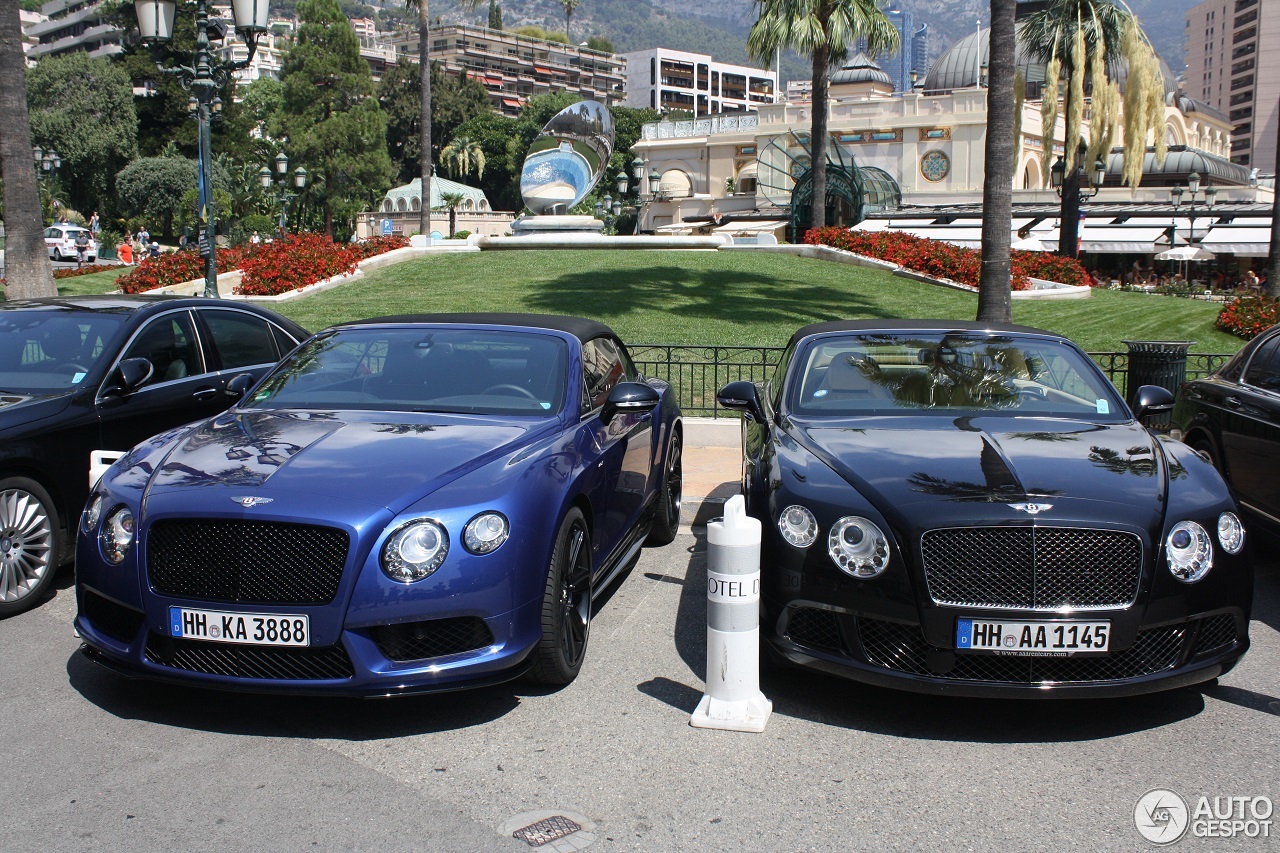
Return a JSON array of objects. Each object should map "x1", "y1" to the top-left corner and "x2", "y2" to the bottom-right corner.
[
  {"x1": 857, "y1": 617, "x2": 1186, "y2": 683},
  {"x1": 370, "y1": 618, "x2": 495, "y2": 662},
  {"x1": 921, "y1": 526, "x2": 1142, "y2": 610},
  {"x1": 1192, "y1": 614, "x2": 1238, "y2": 655},
  {"x1": 784, "y1": 607, "x2": 844, "y2": 653},
  {"x1": 148, "y1": 519, "x2": 349, "y2": 605}
]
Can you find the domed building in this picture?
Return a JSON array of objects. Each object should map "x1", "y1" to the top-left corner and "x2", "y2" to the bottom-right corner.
[{"x1": 631, "y1": 20, "x2": 1266, "y2": 259}]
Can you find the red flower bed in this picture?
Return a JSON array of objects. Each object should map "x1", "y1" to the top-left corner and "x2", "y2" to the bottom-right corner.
[
  {"x1": 114, "y1": 234, "x2": 405, "y2": 297},
  {"x1": 1216, "y1": 294, "x2": 1280, "y2": 339},
  {"x1": 53, "y1": 263, "x2": 116, "y2": 279},
  {"x1": 235, "y1": 233, "x2": 364, "y2": 297},
  {"x1": 805, "y1": 227, "x2": 1089, "y2": 291}
]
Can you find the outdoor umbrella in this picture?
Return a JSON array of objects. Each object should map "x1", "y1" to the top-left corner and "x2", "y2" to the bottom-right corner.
[
  {"x1": 1155, "y1": 245, "x2": 1216, "y2": 261},
  {"x1": 1011, "y1": 236, "x2": 1049, "y2": 252}
]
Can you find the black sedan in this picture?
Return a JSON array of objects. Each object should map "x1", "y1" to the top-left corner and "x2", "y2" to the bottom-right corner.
[
  {"x1": 1173, "y1": 323, "x2": 1280, "y2": 539},
  {"x1": 719, "y1": 320, "x2": 1251, "y2": 697},
  {"x1": 0, "y1": 296, "x2": 308, "y2": 616}
]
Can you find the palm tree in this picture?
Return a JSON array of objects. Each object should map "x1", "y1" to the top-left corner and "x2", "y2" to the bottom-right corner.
[
  {"x1": 0, "y1": 0, "x2": 55, "y2": 298},
  {"x1": 1018, "y1": 0, "x2": 1165, "y2": 260},
  {"x1": 559, "y1": 0, "x2": 582, "y2": 43},
  {"x1": 748, "y1": 0, "x2": 899, "y2": 235},
  {"x1": 440, "y1": 135, "x2": 486, "y2": 181},
  {"x1": 977, "y1": 0, "x2": 1018, "y2": 323},
  {"x1": 438, "y1": 190, "x2": 466, "y2": 237}
]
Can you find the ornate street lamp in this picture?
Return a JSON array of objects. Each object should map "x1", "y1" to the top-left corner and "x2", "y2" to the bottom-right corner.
[
  {"x1": 134, "y1": 0, "x2": 271, "y2": 297},
  {"x1": 33, "y1": 146, "x2": 61, "y2": 178},
  {"x1": 1049, "y1": 144, "x2": 1107, "y2": 259},
  {"x1": 260, "y1": 152, "x2": 307, "y2": 236},
  {"x1": 1169, "y1": 170, "x2": 1217, "y2": 247}
]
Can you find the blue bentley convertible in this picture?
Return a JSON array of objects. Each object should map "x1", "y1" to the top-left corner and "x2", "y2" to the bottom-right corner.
[{"x1": 75, "y1": 314, "x2": 683, "y2": 695}]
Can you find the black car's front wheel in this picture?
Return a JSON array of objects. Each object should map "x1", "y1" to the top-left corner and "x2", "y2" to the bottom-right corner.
[
  {"x1": 527, "y1": 507, "x2": 592, "y2": 685},
  {"x1": 0, "y1": 478, "x2": 60, "y2": 618},
  {"x1": 646, "y1": 429, "x2": 682, "y2": 546}
]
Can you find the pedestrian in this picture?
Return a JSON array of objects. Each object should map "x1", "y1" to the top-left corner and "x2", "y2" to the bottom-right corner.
[
  {"x1": 1245, "y1": 269, "x2": 1260, "y2": 292},
  {"x1": 250, "y1": 231, "x2": 261, "y2": 245},
  {"x1": 148, "y1": 241, "x2": 161, "y2": 259},
  {"x1": 118, "y1": 237, "x2": 134, "y2": 266},
  {"x1": 74, "y1": 229, "x2": 90, "y2": 268},
  {"x1": 88, "y1": 211, "x2": 100, "y2": 234},
  {"x1": 178, "y1": 230, "x2": 188, "y2": 250},
  {"x1": 137, "y1": 225, "x2": 150, "y2": 246}
]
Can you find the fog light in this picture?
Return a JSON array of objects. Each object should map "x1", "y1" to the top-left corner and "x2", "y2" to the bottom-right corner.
[
  {"x1": 463, "y1": 511, "x2": 509, "y2": 554},
  {"x1": 1217, "y1": 512, "x2": 1245, "y2": 555}
]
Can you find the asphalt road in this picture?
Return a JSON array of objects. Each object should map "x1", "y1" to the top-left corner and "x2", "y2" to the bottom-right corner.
[{"x1": 3, "y1": 538, "x2": 1277, "y2": 852}]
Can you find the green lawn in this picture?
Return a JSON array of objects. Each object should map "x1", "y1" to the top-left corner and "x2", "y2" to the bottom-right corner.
[
  {"x1": 55, "y1": 266, "x2": 128, "y2": 297},
  {"x1": 270, "y1": 250, "x2": 1246, "y2": 354}
]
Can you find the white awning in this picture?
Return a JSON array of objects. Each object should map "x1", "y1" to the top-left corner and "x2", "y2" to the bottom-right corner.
[
  {"x1": 1198, "y1": 226, "x2": 1270, "y2": 256},
  {"x1": 713, "y1": 219, "x2": 788, "y2": 233},
  {"x1": 654, "y1": 223, "x2": 695, "y2": 234},
  {"x1": 1077, "y1": 226, "x2": 1168, "y2": 253}
]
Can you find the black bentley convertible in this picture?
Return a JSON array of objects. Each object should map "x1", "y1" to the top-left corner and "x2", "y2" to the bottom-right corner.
[{"x1": 718, "y1": 320, "x2": 1251, "y2": 697}]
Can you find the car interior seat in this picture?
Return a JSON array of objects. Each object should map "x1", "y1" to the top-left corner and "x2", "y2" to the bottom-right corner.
[{"x1": 39, "y1": 320, "x2": 86, "y2": 368}]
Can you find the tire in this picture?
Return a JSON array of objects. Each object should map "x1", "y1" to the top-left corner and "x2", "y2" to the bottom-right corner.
[
  {"x1": 646, "y1": 429, "x2": 682, "y2": 546},
  {"x1": 526, "y1": 507, "x2": 592, "y2": 685},
  {"x1": 52, "y1": 249, "x2": 63, "y2": 262},
  {"x1": 0, "y1": 477, "x2": 61, "y2": 618}
]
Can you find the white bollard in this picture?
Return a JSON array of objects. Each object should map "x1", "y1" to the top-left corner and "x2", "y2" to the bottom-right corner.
[{"x1": 690, "y1": 494, "x2": 772, "y2": 733}]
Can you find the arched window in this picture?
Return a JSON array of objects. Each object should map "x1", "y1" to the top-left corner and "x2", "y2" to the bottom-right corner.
[
  {"x1": 658, "y1": 169, "x2": 693, "y2": 199},
  {"x1": 395, "y1": 198, "x2": 407, "y2": 212},
  {"x1": 411, "y1": 197, "x2": 421, "y2": 211}
]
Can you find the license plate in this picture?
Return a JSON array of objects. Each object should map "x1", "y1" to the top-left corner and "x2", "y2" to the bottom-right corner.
[
  {"x1": 955, "y1": 618, "x2": 1110, "y2": 655},
  {"x1": 169, "y1": 606, "x2": 309, "y2": 647}
]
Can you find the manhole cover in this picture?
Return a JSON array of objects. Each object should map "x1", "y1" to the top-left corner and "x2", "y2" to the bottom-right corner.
[{"x1": 500, "y1": 810, "x2": 596, "y2": 851}]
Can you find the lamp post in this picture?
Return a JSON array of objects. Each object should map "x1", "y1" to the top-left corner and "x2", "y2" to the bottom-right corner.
[
  {"x1": 1169, "y1": 171, "x2": 1217, "y2": 248},
  {"x1": 259, "y1": 151, "x2": 307, "y2": 238},
  {"x1": 1049, "y1": 143, "x2": 1107, "y2": 259},
  {"x1": 134, "y1": 0, "x2": 271, "y2": 297},
  {"x1": 33, "y1": 146, "x2": 62, "y2": 223}
]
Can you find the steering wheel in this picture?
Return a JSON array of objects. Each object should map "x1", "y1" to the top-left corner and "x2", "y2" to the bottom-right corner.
[
  {"x1": 55, "y1": 362, "x2": 89, "y2": 376},
  {"x1": 1017, "y1": 385, "x2": 1048, "y2": 400},
  {"x1": 483, "y1": 383, "x2": 538, "y2": 400}
]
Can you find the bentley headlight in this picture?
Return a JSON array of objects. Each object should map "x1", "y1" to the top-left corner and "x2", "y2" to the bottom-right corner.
[
  {"x1": 1166, "y1": 520, "x2": 1213, "y2": 582},
  {"x1": 1217, "y1": 512, "x2": 1245, "y2": 555},
  {"x1": 101, "y1": 506, "x2": 134, "y2": 565},
  {"x1": 778, "y1": 505, "x2": 818, "y2": 548},
  {"x1": 83, "y1": 494, "x2": 104, "y2": 531},
  {"x1": 382, "y1": 520, "x2": 449, "y2": 582},
  {"x1": 828, "y1": 516, "x2": 891, "y2": 577},
  {"x1": 463, "y1": 512, "x2": 509, "y2": 554}
]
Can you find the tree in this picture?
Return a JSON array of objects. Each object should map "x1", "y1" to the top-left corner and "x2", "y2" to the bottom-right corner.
[
  {"x1": 277, "y1": 0, "x2": 393, "y2": 237},
  {"x1": 559, "y1": 0, "x2": 582, "y2": 44},
  {"x1": 452, "y1": 110, "x2": 520, "y2": 210},
  {"x1": 584, "y1": 35, "x2": 613, "y2": 53},
  {"x1": 438, "y1": 190, "x2": 466, "y2": 237},
  {"x1": 441, "y1": 136, "x2": 486, "y2": 180},
  {"x1": 0, "y1": 0, "x2": 55, "y2": 298},
  {"x1": 378, "y1": 58, "x2": 492, "y2": 185},
  {"x1": 748, "y1": 0, "x2": 899, "y2": 234},
  {"x1": 26, "y1": 51, "x2": 138, "y2": 218},
  {"x1": 1019, "y1": 0, "x2": 1166, "y2": 260},
  {"x1": 977, "y1": 0, "x2": 1019, "y2": 323},
  {"x1": 488, "y1": 0, "x2": 502, "y2": 29},
  {"x1": 115, "y1": 155, "x2": 233, "y2": 238}
]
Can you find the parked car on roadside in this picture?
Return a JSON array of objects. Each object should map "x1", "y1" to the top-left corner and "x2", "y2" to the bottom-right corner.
[
  {"x1": 0, "y1": 296, "x2": 308, "y2": 617},
  {"x1": 1172, "y1": 322, "x2": 1280, "y2": 539},
  {"x1": 44, "y1": 226, "x2": 97, "y2": 263},
  {"x1": 74, "y1": 314, "x2": 683, "y2": 695},
  {"x1": 718, "y1": 320, "x2": 1251, "y2": 697}
]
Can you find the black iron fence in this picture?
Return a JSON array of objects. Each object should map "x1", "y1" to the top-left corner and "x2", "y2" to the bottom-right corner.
[{"x1": 630, "y1": 344, "x2": 1235, "y2": 418}]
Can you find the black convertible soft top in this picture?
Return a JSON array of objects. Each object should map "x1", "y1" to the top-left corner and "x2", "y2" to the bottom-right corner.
[
  {"x1": 789, "y1": 319, "x2": 1063, "y2": 348},
  {"x1": 345, "y1": 313, "x2": 615, "y2": 343}
]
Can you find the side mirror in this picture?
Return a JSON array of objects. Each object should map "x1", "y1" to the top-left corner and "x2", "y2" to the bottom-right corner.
[
  {"x1": 601, "y1": 382, "x2": 659, "y2": 424},
  {"x1": 1132, "y1": 385, "x2": 1175, "y2": 421},
  {"x1": 102, "y1": 357, "x2": 154, "y2": 398},
  {"x1": 717, "y1": 380, "x2": 767, "y2": 423},
  {"x1": 226, "y1": 372, "x2": 256, "y2": 399}
]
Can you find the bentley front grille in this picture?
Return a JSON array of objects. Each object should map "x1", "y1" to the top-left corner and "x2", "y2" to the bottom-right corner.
[
  {"x1": 921, "y1": 526, "x2": 1142, "y2": 611},
  {"x1": 145, "y1": 633, "x2": 355, "y2": 680},
  {"x1": 148, "y1": 519, "x2": 349, "y2": 606}
]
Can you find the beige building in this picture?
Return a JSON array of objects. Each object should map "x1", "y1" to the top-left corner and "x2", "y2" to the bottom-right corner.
[
  {"x1": 1184, "y1": 0, "x2": 1280, "y2": 170},
  {"x1": 631, "y1": 32, "x2": 1257, "y2": 240},
  {"x1": 392, "y1": 24, "x2": 626, "y2": 117}
]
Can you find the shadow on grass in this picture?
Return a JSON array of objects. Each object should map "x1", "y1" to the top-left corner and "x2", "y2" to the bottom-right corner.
[{"x1": 524, "y1": 265, "x2": 900, "y2": 327}]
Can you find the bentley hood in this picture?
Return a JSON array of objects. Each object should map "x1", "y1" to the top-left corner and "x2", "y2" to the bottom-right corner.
[
  {"x1": 796, "y1": 415, "x2": 1169, "y2": 526},
  {"x1": 142, "y1": 409, "x2": 548, "y2": 512}
]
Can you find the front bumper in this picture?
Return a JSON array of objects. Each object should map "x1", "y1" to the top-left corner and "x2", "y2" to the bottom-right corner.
[
  {"x1": 75, "y1": 585, "x2": 540, "y2": 697},
  {"x1": 767, "y1": 601, "x2": 1249, "y2": 698}
]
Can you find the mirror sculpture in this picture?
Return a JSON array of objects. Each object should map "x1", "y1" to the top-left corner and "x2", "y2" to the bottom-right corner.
[{"x1": 520, "y1": 100, "x2": 615, "y2": 215}]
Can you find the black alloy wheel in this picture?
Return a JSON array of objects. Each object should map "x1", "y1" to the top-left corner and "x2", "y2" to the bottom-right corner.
[
  {"x1": 646, "y1": 430, "x2": 682, "y2": 545},
  {"x1": 528, "y1": 507, "x2": 592, "y2": 685}
]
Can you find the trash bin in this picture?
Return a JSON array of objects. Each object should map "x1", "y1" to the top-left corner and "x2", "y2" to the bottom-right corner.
[{"x1": 1122, "y1": 340, "x2": 1192, "y2": 426}]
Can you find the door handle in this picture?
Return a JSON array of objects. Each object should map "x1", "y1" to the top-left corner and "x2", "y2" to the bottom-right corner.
[
  {"x1": 1223, "y1": 396, "x2": 1242, "y2": 409},
  {"x1": 193, "y1": 387, "x2": 218, "y2": 400}
]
